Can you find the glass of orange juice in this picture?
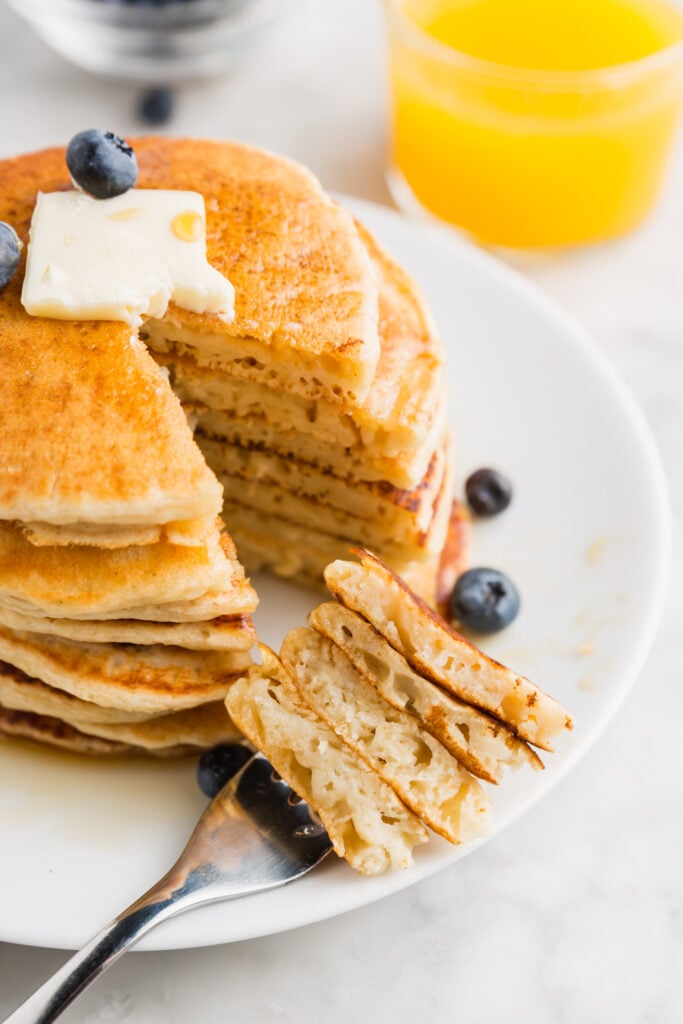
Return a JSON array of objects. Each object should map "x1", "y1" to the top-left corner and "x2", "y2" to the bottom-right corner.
[{"x1": 385, "y1": 0, "x2": 683, "y2": 247}]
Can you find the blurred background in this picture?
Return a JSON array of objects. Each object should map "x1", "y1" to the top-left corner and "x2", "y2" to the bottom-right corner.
[
  {"x1": 1, "y1": 1, "x2": 682, "y2": 1021},
  {"x1": 0, "y1": 1, "x2": 392, "y2": 202}
]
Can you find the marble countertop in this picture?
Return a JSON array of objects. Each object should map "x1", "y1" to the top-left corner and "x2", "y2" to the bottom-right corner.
[{"x1": 1, "y1": 1, "x2": 682, "y2": 1021}]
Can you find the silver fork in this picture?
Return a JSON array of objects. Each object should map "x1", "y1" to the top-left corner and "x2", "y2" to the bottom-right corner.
[{"x1": 3, "y1": 752, "x2": 332, "y2": 1024}]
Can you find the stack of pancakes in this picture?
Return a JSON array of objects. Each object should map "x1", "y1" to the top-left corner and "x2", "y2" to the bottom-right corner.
[
  {"x1": 0, "y1": 144, "x2": 260, "y2": 756},
  {"x1": 227, "y1": 550, "x2": 573, "y2": 874},
  {"x1": 132, "y1": 139, "x2": 451, "y2": 602},
  {"x1": 0, "y1": 136, "x2": 449, "y2": 757}
]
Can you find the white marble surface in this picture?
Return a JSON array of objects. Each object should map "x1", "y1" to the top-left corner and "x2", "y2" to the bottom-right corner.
[{"x1": 1, "y1": 1, "x2": 682, "y2": 1021}]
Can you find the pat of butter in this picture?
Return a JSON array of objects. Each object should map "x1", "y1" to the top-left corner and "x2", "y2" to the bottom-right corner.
[{"x1": 21, "y1": 189, "x2": 234, "y2": 326}]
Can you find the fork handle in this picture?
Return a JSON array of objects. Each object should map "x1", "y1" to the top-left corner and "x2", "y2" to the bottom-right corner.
[{"x1": 3, "y1": 877, "x2": 195, "y2": 1024}]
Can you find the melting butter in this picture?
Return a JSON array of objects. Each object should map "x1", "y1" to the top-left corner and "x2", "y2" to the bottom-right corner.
[{"x1": 21, "y1": 189, "x2": 234, "y2": 326}]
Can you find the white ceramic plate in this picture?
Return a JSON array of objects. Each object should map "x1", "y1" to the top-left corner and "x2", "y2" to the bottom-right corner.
[{"x1": 0, "y1": 199, "x2": 670, "y2": 951}]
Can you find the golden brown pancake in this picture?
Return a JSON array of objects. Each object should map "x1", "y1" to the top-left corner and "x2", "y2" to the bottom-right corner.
[
  {"x1": 154, "y1": 222, "x2": 446, "y2": 487},
  {"x1": 0, "y1": 523, "x2": 256, "y2": 618},
  {"x1": 0, "y1": 705, "x2": 225, "y2": 757},
  {"x1": 0, "y1": 660, "x2": 157, "y2": 724},
  {"x1": 211, "y1": 439, "x2": 449, "y2": 550},
  {"x1": 0, "y1": 607, "x2": 256, "y2": 651},
  {"x1": 226, "y1": 646, "x2": 428, "y2": 875},
  {"x1": 0, "y1": 145, "x2": 222, "y2": 527},
  {"x1": 325, "y1": 550, "x2": 573, "y2": 751},
  {"x1": 280, "y1": 627, "x2": 490, "y2": 845},
  {"x1": 0, "y1": 663, "x2": 243, "y2": 748},
  {"x1": 190, "y1": 404, "x2": 447, "y2": 492},
  {"x1": 133, "y1": 139, "x2": 380, "y2": 405},
  {"x1": 60, "y1": 701, "x2": 242, "y2": 751},
  {"x1": 0, "y1": 626, "x2": 250, "y2": 714},
  {"x1": 220, "y1": 436, "x2": 452, "y2": 604},
  {"x1": 308, "y1": 601, "x2": 542, "y2": 783},
  {"x1": 0, "y1": 707, "x2": 134, "y2": 756},
  {"x1": 0, "y1": 138, "x2": 458, "y2": 763},
  {"x1": 21, "y1": 514, "x2": 216, "y2": 549}
]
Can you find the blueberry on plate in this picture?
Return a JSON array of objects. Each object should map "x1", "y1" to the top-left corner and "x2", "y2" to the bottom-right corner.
[
  {"x1": 0, "y1": 222, "x2": 22, "y2": 289},
  {"x1": 66, "y1": 130, "x2": 138, "y2": 200},
  {"x1": 138, "y1": 86, "x2": 175, "y2": 127},
  {"x1": 465, "y1": 467, "x2": 513, "y2": 517},
  {"x1": 449, "y1": 567, "x2": 520, "y2": 634},
  {"x1": 197, "y1": 742, "x2": 253, "y2": 798}
]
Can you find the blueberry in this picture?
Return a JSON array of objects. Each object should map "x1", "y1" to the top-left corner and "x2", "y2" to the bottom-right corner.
[
  {"x1": 66, "y1": 130, "x2": 138, "y2": 200},
  {"x1": 465, "y1": 468, "x2": 512, "y2": 517},
  {"x1": 197, "y1": 742, "x2": 252, "y2": 798},
  {"x1": 138, "y1": 87, "x2": 175, "y2": 127},
  {"x1": 449, "y1": 567, "x2": 520, "y2": 634},
  {"x1": 0, "y1": 222, "x2": 22, "y2": 290}
]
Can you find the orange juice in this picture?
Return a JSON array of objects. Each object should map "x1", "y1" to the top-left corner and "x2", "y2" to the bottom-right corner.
[{"x1": 386, "y1": 0, "x2": 683, "y2": 247}]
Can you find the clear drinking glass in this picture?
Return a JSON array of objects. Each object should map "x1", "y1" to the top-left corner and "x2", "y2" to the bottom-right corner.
[{"x1": 385, "y1": 0, "x2": 683, "y2": 248}]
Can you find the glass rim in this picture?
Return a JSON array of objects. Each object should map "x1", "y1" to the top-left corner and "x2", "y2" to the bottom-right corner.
[{"x1": 384, "y1": 0, "x2": 683, "y2": 89}]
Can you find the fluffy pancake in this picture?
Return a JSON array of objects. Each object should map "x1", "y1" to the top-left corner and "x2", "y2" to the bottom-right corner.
[
  {"x1": 46, "y1": 587, "x2": 257, "y2": 623},
  {"x1": 21, "y1": 515, "x2": 216, "y2": 549},
  {"x1": 134, "y1": 138, "x2": 379, "y2": 404},
  {"x1": 0, "y1": 705, "x2": 226, "y2": 757},
  {"x1": 0, "y1": 314, "x2": 222, "y2": 526},
  {"x1": 204, "y1": 439, "x2": 447, "y2": 547},
  {"x1": 0, "y1": 607, "x2": 256, "y2": 651},
  {"x1": 0, "y1": 707, "x2": 134, "y2": 756},
  {"x1": 280, "y1": 628, "x2": 489, "y2": 845},
  {"x1": 156, "y1": 223, "x2": 445, "y2": 470},
  {"x1": 0, "y1": 626, "x2": 249, "y2": 713},
  {"x1": 0, "y1": 141, "x2": 379, "y2": 425},
  {"x1": 191, "y1": 404, "x2": 447, "y2": 491},
  {"x1": 349, "y1": 221, "x2": 445, "y2": 452},
  {"x1": 0, "y1": 146, "x2": 223, "y2": 528},
  {"x1": 309, "y1": 601, "x2": 542, "y2": 783},
  {"x1": 225, "y1": 646, "x2": 428, "y2": 875},
  {"x1": 0, "y1": 523, "x2": 256, "y2": 618},
  {"x1": 61, "y1": 700, "x2": 242, "y2": 751},
  {"x1": 0, "y1": 663, "x2": 241, "y2": 748},
  {"x1": 325, "y1": 550, "x2": 573, "y2": 751},
  {"x1": 223, "y1": 500, "x2": 442, "y2": 603},
  {"x1": 0, "y1": 660, "x2": 157, "y2": 724}
]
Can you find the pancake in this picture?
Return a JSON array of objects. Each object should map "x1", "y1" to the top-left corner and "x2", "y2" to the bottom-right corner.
[
  {"x1": 0, "y1": 660, "x2": 159, "y2": 724},
  {"x1": 0, "y1": 707, "x2": 135, "y2": 756},
  {"x1": 203, "y1": 439, "x2": 448, "y2": 547},
  {"x1": 0, "y1": 626, "x2": 249, "y2": 713},
  {"x1": 0, "y1": 607, "x2": 256, "y2": 651},
  {"x1": 191, "y1": 405, "x2": 446, "y2": 491},
  {"x1": 21, "y1": 514, "x2": 216, "y2": 549},
  {"x1": 0, "y1": 137, "x2": 457, "y2": 760},
  {"x1": 0, "y1": 523, "x2": 256, "y2": 618},
  {"x1": 156, "y1": 223, "x2": 445, "y2": 469},
  {"x1": 0, "y1": 154, "x2": 222, "y2": 528},
  {"x1": 349, "y1": 221, "x2": 445, "y2": 452},
  {"x1": 223, "y1": 440, "x2": 452, "y2": 605},
  {"x1": 61, "y1": 700, "x2": 241, "y2": 751},
  {"x1": 325, "y1": 550, "x2": 573, "y2": 751},
  {"x1": 0, "y1": 316, "x2": 223, "y2": 526},
  {"x1": 309, "y1": 602, "x2": 542, "y2": 783},
  {"x1": 0, "y1": 140, "x2": 379, "y2": 421},
  {"x1": 280, "y1": 628, "x2": 490, "y2": 845},
  {"x1": 41, "y1": 585, "x2": 258, "y2": 623},
  {"x1": 223, "y1": 500, "x2": 442, "y2": 603},
  {"x1": 133, "y1": 138, "x2": 380, "y2": 404},
  {"x1": 225, "y1": 646, "x2": 428, "y2": 875},
  {"x1": 0, "y1": 706, "x2": 216, "y2": 758},
  {"x1": 221, "y1": 476, "x2": 443, "y2": 556}
]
